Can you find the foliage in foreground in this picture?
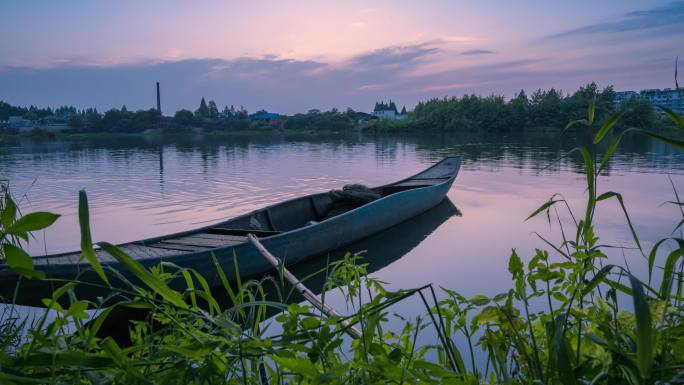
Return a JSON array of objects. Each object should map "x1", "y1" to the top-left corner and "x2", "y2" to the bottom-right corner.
[{"x1": 1, "y1": 103, "x2": 684, "y2": 384}]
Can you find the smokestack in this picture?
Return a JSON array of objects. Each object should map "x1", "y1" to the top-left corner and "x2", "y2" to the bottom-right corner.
[{"x1": 156, "y1": 82, "x2": 161, "y2": 114}]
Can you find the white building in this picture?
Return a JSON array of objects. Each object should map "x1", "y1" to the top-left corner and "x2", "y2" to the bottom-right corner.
[
  {"x1": 7, "y1": 116, "x2": 35, "y2": 130},
  {"x1": 615, "y1": 88, "x2": 684, "y2": 113},
  {"x1": 372, "y1": 101, "x2": 407, "y2": 120}
]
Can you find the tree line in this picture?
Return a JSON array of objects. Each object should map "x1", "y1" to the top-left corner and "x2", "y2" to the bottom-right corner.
[
  {"x1": 366, "y1": 82, "x2": 668, "y2": 132},
  {"x1": 0, "y1": 101, "x2": 77, "y2": 122},
  {"x1": 1, "y1": 97, "x2": 364, "y2": 134},
  {"x1": 2, "y1": 82, "x2": 674, "y2": 135}
]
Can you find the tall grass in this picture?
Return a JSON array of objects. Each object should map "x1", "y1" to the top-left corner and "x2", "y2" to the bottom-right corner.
[{"x1": 1, "y1": 100, "x2": 684, "y2": 384}]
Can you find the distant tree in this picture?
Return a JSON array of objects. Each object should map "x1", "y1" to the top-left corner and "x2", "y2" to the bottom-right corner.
[
  {"x1": 345, "y1": 107, "x2": 357, "y2": 120},
  {"x1": 196, "y1": 97, "x2": 209, "y2": 118},
  {"x1": 100, "y1": 108, "x2": 132, "y2": 131},
  {"x1": 221, "y1": 106, "x2": 234, "y2": 119},
  {"x1": 23, "y1": 111, "x2": 38, "y2": 121},
  {"x1": 129, "y1": 109, "x2": 161, "y2": 132},
  {"x1": 55, "y1": 106, "x2": 77, "y2": 118},
  {"x1": 83, "y1": 109, "x2": 102, "y2": 130},
  {"x1": 68, "y1": 115, "x2": 83, "y2": 129},
  {"x1": 208, "y1": 100, "x2": 219, "y2": 119},
  {"x1": 235, "y1": 106, "x2": 249, "y2": 120},
  {"x1": 516, "y1": 89, "x2": 528, "y2": 102},
  {"x1": 174, "y1": 109, "x2": 195, "y2": 126},
  {"x1": 284, "y1": 109, "x2": 354, "y2": 131},
  {"x1": 618, "y1": 97, "x2": 657, "y2": 129},
  {"x1": 400, "y1": 106, "x2": 407, "y2": 114},
  {"x1": 0, "y1": 101, "x2": 27, "y2": 120}
]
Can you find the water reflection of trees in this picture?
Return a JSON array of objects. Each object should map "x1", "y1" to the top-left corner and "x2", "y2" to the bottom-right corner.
[
  {"x1": 1, "y1": 131, "x2": 682, "y2": 178},
  {"x1": 368, "y1": 131, "x2": 684, "y2": 175}
]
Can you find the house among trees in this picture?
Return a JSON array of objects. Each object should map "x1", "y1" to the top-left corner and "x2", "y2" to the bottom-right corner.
[
  {"x1": 614, "y1": 88, "x2": 684, "y2": 114},
  {"x1": 249, "y1": 110, "x2": 282, "y2": 123},
  {"x1": 372, "y1": 100, "x2": 407, "y2": 120}
]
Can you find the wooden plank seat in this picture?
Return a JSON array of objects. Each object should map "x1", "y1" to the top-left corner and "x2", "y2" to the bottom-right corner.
[{"x1": 206, "y1": 228, "x2": 281, "y2": 237}]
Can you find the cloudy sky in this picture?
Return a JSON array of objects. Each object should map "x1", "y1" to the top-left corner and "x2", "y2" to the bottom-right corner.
[{"x1": 0, "y1": 1, "x2": 682, "y2": 114}]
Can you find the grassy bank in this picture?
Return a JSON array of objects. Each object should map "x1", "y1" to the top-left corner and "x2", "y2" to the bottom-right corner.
[{"x1": 1, "y1": 103, "x2": 684, "y2": 384}]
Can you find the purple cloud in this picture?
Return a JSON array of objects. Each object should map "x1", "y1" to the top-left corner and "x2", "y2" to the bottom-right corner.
[
  {"x1": 550, "y1": 1, "x2": 684, "y2": 38},
  {"x1": 461, "y1": 49, "x2": 494, "y2": 56}
]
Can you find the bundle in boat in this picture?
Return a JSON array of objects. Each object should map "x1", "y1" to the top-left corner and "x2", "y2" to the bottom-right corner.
[{"x1": 325, "y1": 184, "x2": 381, "y2": 219}]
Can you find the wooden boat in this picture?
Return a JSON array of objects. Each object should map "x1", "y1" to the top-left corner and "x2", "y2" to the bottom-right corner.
[{"x1": 0, "y1": 157, "x2": 461, "y2": 306}]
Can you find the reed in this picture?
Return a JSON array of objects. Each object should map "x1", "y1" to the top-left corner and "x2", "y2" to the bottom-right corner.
[{"x1": 1, "y1": 100, "x2": 684, "y2": 384}]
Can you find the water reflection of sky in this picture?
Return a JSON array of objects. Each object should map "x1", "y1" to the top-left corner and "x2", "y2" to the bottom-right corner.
[{"x1": 2, "y1": 132, "x2": 683, "y2": 367}]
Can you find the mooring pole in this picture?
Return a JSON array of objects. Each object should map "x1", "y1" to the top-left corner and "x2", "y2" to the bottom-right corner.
[{"x1": 247, "y1": 234, "x2": 362, "y2": 339}]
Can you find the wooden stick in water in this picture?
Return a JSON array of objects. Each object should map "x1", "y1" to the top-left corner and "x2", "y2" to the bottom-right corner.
[{"x1": 247, "y1": 234, "x2": 362, "y2": 339}]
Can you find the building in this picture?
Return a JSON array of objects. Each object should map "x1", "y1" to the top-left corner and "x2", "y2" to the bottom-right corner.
[
  {"x1": 38, "y1": 115, "x2": 69, "y2": 131},
  {"x1": 372, "y1": 100, "x2": 407, "y2": 120},
  {"x1": 7, "y1": 116, "x2": 35, "y2": 130},
  {"x1": 614, "y1": 91, "x2": 639, "y2": 104},
  {"x1": 4, "y1": 115, "x2": 70, "y2": 132},
  {"x1": 355, "y1": 111, "x2": 378, "y2": 126},
  {"x1": 249, "y1": 111, "x2": 282, "y2": 123},
  {"x1": 614, "y1": 88, "x2": 684, "y2": 113}
]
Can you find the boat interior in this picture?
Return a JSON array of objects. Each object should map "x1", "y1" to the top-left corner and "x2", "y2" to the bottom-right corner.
[{"x1": 32, "y1": 158, "x2": 460, "y2": 265}]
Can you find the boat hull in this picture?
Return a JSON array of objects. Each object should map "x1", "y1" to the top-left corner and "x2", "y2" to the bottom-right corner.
[{"x1": 0, "y1": 158, "x2": 459, "y2": 306}]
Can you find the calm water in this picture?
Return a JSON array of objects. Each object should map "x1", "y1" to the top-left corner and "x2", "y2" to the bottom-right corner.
[{"x1": 1, "y1": 131, "x2": 683, "y2": 357}]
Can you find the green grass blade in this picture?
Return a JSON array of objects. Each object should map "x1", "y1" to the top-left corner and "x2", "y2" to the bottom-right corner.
[
  {"x1": 648, "y1": 238, "x2": 669, "y2": 284},
  {"x1": 0, "y1": 372, "x2": 47, "y2": 384},
  {"x1": 588, "y1": 99, "x2": 595, "y2": 126},
  {"x1": 659, "y1": 242, "x2": 683, "y2": 299},
  {"x1": 629, "y1": 273, "x2": 653, "y2": 381},
  {"x1": 565, "y1": 119, "x2": 588, "y2": 130},
  {"x1": 97, "y1": 242, "x2": 188, "y2": 309},
  {"x1": 212, "y1": 253, "x2": 238, "y2": 306},
  {"x1": 597, "y1": 133, "x2": 622, "y2": 175},
  {"x1": 582, "y1": 264, "x2": 614, "y2": 296},
  {"x1": 78, "y1": 190, "x2": 109, "y2": 285},
  {"x1": 592, "y1": 112, "x2": 622, "y2": 144},
  {"x1": 579, "y1": 147, "x2": 595, "y2": 235},
  {"x1": 658, "y1": 105, "x2": 684, "y2": 127},
  {"x1": 552, "y1": 313, "x2": 577, "y2": 385},
  {"x1": 596, "y1": 191, "x2": 643, "y2": 254},
  {"x1": 101, "y1": 337, "x2": 147, "y2": 380},
  {"x1": 525, "y1": 199, "x2": 560, "y2": 221},
  {"x1": 644, "y1": 131, "x2": 684, "y2": 150},
  {"x1": 180, "y1": 269, "x2": 197, "y2": 308},
  {"x1": 192, "y1": 269, "x2": 221, "y2": 315}
]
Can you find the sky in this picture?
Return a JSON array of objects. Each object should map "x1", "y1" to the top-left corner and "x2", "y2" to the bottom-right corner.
[{"x1": 0, "y1": 0, "x2": 682, "y2": 114}]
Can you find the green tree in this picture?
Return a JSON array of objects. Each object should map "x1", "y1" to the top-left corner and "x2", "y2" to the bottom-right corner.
[
  {"x1": 618, "y1": 97, "x2": 657, "y2": 129},
  {"x1": 67, "y1": 115, "x2": 83, "y2": 129},
  {"x1": 208, "y1": 100, "x2": 219, "y2": 119},
  {"x1": 174, "y1": 109, "x2": 195, "y2": 126},
  {"x1": 83, "y1": 108, "x2": 102, "y2": 131},
  {"x1": 196, "y1": 97, "x2": 209, "y2": 118},
  {"x1": 23, "y1": 110, "x2": 38, "y2": 121}
]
